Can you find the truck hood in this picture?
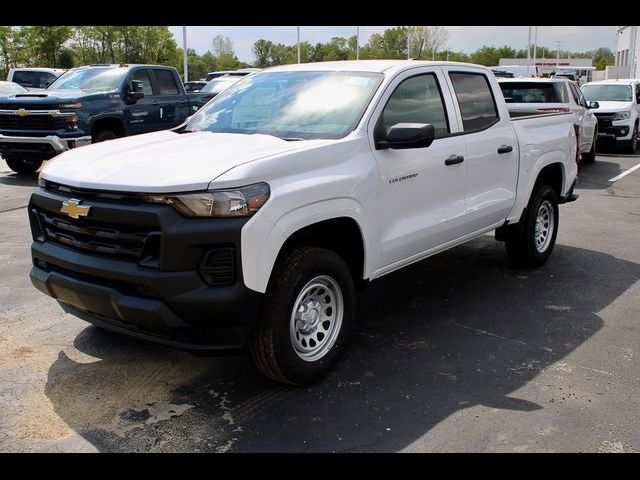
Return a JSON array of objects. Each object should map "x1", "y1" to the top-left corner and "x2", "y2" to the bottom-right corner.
[
  {"x1": 41, "y1": 130, "x2": 326, "y2": 192},
  {"x1": 2, "y1": 89, "x2": 110, "y2": 105},
  {"x1": 591, "y1": 101, "x2": 634, "y2": 113}
]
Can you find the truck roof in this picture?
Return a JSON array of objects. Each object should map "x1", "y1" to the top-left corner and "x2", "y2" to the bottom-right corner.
[
  {"x1": 585, "y1": 79, "x2": 637, "y2": 86},
  {"x1": 266, "y1": 60, "x2": 490, "y2": 74}
]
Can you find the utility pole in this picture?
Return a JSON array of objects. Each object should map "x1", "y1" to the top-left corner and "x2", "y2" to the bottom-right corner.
[
  {"x1": 533, "y1": 26, "x2": 538, "y2": 65},
  {"x1": 554, "y1": 40, "x2": 564, "y2": 69},
  {"x1": 182, "y1": 26, "x2": 188, "y2": 82},
  {"x1": 527, "y1": 26, "x2": 532, "y2": 61},
  {"x1": 297, "y1": 26, "x2": 301, "y2": 63},
  {"x1": 356, "y1": 26, "x2": 359, "y2": 60}
]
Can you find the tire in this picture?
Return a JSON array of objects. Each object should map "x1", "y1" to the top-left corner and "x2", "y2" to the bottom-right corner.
[
  {"x1": 623, "y1": 122, "x2": 638, "y2": 154},
  {"x1": 249, "y1": 247, "x2": 355, "y2": 385},
  {"x1": 92, "y1": 129, "x2": 118, "y2": 143},
  {"x1": 4, "y1": 156, "x2": 43, "y2": 175},
  {"x1": 581, "y1": 129, "x2": 597, "y2": 164},
  {"x1": 505, "y1": 183, "x2": 559, "y2": 268}
]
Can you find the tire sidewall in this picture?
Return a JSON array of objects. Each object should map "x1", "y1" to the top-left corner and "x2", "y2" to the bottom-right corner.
[
  {"x1": 93, "y1": 130, "x2": 118, "y2": 143},
  {"x1": 523, "y1": 184, "x2": 559, "y2": 265},
  {"x1": 267, "y1": 249, "x2": 355, "y2": 384},
  {"x1": 5, "y1": 156, "x2": 43, "y2": 175}
]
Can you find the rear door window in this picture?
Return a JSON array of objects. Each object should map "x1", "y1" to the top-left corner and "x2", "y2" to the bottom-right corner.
[
  {"x1": 500, "y1": 82, "x2": 567, "y2": 103},
  {"x1": 449, "y1": 72, "x2": 499, "y2": 131},
  {"x1": 153, "y1": 70, "x2": 180, "y2": 95}
]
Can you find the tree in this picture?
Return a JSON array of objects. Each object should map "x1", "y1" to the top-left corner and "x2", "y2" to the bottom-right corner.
[
  {"x1": 591, "y1": 47, "x2": 615, "y2": 70},
  {"x1": 408, "y1": 26, "x2": 449, "y2": 60},
  {"x1": 211, "y1": 35, "x2": 234, "y2": 58}
]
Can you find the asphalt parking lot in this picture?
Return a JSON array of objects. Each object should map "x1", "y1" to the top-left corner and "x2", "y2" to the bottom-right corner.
[{"x1": 1, "y1": 148, "x2": 639, "y2": 453}]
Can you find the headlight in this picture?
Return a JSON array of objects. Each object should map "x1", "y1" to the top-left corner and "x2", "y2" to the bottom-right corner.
[
  {"x1": 613, "y1": 111, "x2": 631, "y2": 121},
  {"x1": 143, "y1": 182, "x2": 270, "y2": 217},
  {"x1": 59, "y1": 102, "x2": 83, "y2": 109}
]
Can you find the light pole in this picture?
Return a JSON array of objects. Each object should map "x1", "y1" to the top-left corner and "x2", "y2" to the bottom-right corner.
[
  {"x1": 555, "y1": 40, "x2": 564, "y2": 68},
  {"x1": 527, "y1": 26, "x2": 532, "y2": 60},
  {"x1": 297, "y1": 26, "x2": 301, "y2": 63},
  {"x1": 182, "y1": 26, "x2": 188, "y2": 82},
  {"x1": 356, "y1": 26, "x2": 359, "y2": 60},
  {"x1": 533, "y1": 26, "x2": 538, "y2": 66}
]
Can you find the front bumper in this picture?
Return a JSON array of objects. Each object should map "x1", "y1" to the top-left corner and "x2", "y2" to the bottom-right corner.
[
  {"x1": 0, "y1": 134, "x2": 92, "y2": 158},
  {"x1": 596, "y1": 120, "x2": 634, "y2": 141},
  {"x1": 28, "y1": 186, "x2": 264, "y2": 352}
]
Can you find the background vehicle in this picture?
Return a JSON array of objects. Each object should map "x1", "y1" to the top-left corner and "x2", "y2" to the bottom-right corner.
[
  {"x1": 29, "y1": 61, "x2": 578, "y2": 385},
  {"x1": 550, "y1": 72, "x2": 577, "y2": 82},
  {"x1": 499, "y1": 78, "x2": 599, "y2": 162},
  {"x1": 183, "y1": 81, "x2": 207, "y2": 93},
  {"x1": 188, "y1": 75, "x2": 245, "y2": 111},
  {"x1": 204, "y1": 68, "x2": 260, "y2": 82},
  {"x1": 7, "y1": 67, "x2": 66, "y2": 89},
  {"x1": 0, "y1": 81, "x2": 28, "y2": 97},
  {"x1": 581, "y1": 79, "x2": 640, "y2": 153},
  {"x1": 0, "y1": 64, "x2": 196, "y2": 174},
  {"x1": 492, "y1": 65, "x2": 539, "y2": 78},
  {"x1": 491, "y1": 69, "x2": 515, "y2": 78}
]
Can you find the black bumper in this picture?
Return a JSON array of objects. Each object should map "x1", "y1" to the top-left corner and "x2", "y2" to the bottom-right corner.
[{"x1": 28, "y1": 187, "x2": 264, "y2": 352}]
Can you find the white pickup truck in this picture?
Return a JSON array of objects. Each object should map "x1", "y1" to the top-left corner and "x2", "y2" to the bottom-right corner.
[{"x1": 28, "y1": 61, "x2": 579, "y2": 385}]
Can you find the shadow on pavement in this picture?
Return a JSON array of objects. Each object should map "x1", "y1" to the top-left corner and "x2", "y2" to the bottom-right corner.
[
  {"x1": 0, "y1": 172, "x2": 39, "y2": 188},
  {"x1": 44, "y1": 237, "x2": 640, "y2": 452}
]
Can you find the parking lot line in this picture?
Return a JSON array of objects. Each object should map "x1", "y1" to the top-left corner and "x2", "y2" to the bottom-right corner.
[{"x1": 609, "y1": 163, "x2": 640, "y2": 182}]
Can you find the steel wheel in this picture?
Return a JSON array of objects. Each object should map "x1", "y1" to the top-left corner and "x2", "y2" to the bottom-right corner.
[
  {"x1": 290, "y1": 275, "x2": 344, "y2": 362},
  {"x1": 535, "y1": 200, "x2": 555, "y2": 253}
]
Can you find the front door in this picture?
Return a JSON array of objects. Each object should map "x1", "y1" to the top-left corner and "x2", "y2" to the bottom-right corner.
[
  {"x1": 149, "y1": 68, "x2": 190, "y2": 129},
  {"x1": 126, "y1": 68, "x2": 161, "y2": 135},
  {"x1": 369, "y1": 67, "x2": 469, "y2": 270}
]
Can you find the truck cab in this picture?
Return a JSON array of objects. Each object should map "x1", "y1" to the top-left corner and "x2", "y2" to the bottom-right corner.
[{"x1": 0, "y1": 64, "x2": 192, "y2": 174}]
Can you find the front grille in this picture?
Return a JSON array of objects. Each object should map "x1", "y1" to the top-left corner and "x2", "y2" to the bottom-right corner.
[
  {"x1": 200, "y1": 247, "x2": 235, "y2": 286},
  {"x1": 37, "y1": 209, "x2": 156, "y2": 261},
  {"x1": 0, "y1": 114, "x2": 66, "y2": 130},
  {"x1": 0, "y1": 103, "x2": 59, "y2": 110},
  {"x1": 44, "y1": 181, "x2": 142, "y2": 203}
]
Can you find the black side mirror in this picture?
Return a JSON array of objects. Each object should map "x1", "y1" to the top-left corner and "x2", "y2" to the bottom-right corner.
[
  {"x1": 126, "y1": 80, "x2": 145, "y2": 103},
  {"x1": 587, "y1": 101, "x2": 599, "y2": 109},
  {"x1": 375, "y1": 123, "x2": 436, "y2": 150}
]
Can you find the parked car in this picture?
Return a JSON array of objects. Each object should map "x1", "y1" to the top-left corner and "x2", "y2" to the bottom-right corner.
[
  {"x1": 499, "y1": 78, "x2": 599, "y2": 162},
  {"x1": 0, "y1": 63, "x2": 196, "y2": 174},
  {"x1": 550, "y1": 72, "x2": 577, "y2": 83},
  {"x1": 0, "y1": 81, "x2": 28, "y2": 96},
  {"x1": 28, "y1": 60, "x2": 578, "y2": 384},
  {"x1": 188, "y1": 75, "x2": 245, "y2": 111},
  {"x1": 204, "y1": 68, "x2": 260, "y2": 82},
  {"x1": 7, "y1": 67, "x2": 66, "y2": 89},
  {"x1": 581, "y1": 79, "x2": 640, "y2": 153},
  {"x1": 183, "y1": 81, "x2": 207, "y2": 93},
  {"x1": 491, "y1": 69, "x2": 515, "y2": 78}
]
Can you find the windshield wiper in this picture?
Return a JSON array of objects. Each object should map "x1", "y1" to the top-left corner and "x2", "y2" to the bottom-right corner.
[{"x1": 281, "y1": 137, "x2": 305, "y2": 142}]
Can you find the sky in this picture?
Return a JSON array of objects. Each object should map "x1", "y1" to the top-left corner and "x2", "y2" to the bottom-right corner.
[{"x1": 168, "y1": 26, "x2": 619, "y2": 63}]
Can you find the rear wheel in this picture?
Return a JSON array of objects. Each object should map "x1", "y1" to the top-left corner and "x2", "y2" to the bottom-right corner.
[
  {"x1": 249, "y1": 247, "x2": 355, "y2": 385},
  {"x1": 505, "y1": 183, "x2": 559, "y2": 268},
  {"x1": 4, "y1": 156, "x2": 43, "y2": 175}
]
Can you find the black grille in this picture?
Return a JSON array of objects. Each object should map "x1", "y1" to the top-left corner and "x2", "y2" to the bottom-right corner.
[
  {"x1": 44, "y1": 181, "x2": 142, "y2": 203},
  {"x1": 0, "y1": 114, "x2": 66, "y2": 130},
  {"x1": 0, "y1": 103, "x2": 59, "y2": 110},
  {"x1": 200, "y1": 247, "x2": 235, "y2": 286},
  {"x1": 37, "y1": 209, "x2": 155, "y2": 261}
]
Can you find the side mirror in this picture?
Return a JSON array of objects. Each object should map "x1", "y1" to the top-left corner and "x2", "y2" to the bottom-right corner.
[
  {"x1": 126, "y1": 80, "x2": 145, "y2": 103},
  {"x1": 375, "y1": 123, "x2": 435, "y2": 150},
  {"x1": 587, "y1": 101, "x2": 599, "y2": 109}
]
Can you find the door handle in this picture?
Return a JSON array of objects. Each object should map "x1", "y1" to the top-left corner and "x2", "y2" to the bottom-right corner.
[
  {"x1": 152, "y1": 101, "x2": 160, "y2": 106},
  {"x1": 445, "y1": 154, "x2": 464, "y2": 166},
  {"x1": 498, "y1": 145, "x2": 513, "y2": 154}
]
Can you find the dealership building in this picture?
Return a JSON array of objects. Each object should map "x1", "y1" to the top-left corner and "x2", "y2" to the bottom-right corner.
[
  {"x1": 498, "y1": 57, "x2": 594, "y2": 77},
  {"x1": 614, "y1": 26, "x2": 639, "y2": 78}
]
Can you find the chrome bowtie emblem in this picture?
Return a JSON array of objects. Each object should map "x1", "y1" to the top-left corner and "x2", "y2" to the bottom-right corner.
[
  {"x1": 60, "y1": 198, "x2": 91, "y2": 219},
  {"x1": 15, "y1": 108, "x2": 30, "y2": 117}
]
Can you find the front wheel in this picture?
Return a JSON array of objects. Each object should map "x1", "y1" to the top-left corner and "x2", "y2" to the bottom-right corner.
[
  {"x1": 581, "y1": 129, "x2": 597, "y2": 164},
  {"x1": 505, "y1": 183, "x2": 559, "y2": 268},
  {"x1": 249, "y1": 247, "x2": 355, "y2": 385},
  {"x1": 623, "y1": 123, "x2": 638, "y2": 154},
  {"x1": 4, "y1": 156, "x2": 43, "y2": 175}
]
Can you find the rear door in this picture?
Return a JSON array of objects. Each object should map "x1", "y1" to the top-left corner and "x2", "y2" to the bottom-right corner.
[
  {"x1": 369, "y1": 66, "x2": 469, "y2": 269},
  {"x1": 126, "y1": 68, "x2": 161, "y2": 135},
  {"x1": 443, "y1": 68, "x2": 519, "y2": 232},
  {"x1": 149, "y1": 68, "x2": 190, "y2": 129}
]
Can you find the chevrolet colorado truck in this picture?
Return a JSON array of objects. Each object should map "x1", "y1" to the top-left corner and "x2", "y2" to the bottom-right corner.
[
  {"x1": 28, "y1": 61, "x2": 579, "y2": 385},
  {"x1": 0, "y1": 64, "x2": 194, "y2": 174}
]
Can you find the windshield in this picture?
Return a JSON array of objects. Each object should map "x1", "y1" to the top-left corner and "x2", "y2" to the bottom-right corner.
[
  {"x1": 0, "y1": 82, "x2": 27, "y2": 95},
  {"x1": 48, "y1": 67, "x2": 126, "y2": 92},
  {"x1": 582, "y1": 84, "x2": 632, "y2": 102},
  {"x1": 186, "y1": 71, "x2": 383, "y2": 140},
  {"x1": 200, "y1": 77, "x2": 241, "y2": 94}
]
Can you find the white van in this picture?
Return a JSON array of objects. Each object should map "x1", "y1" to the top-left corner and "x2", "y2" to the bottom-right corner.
[
  {"x1": 492, "y1": 65, "x2": 539, "y2": 78},
  {"x1": 6, "y1": 67, "x2": 66, "y2": 89}
]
